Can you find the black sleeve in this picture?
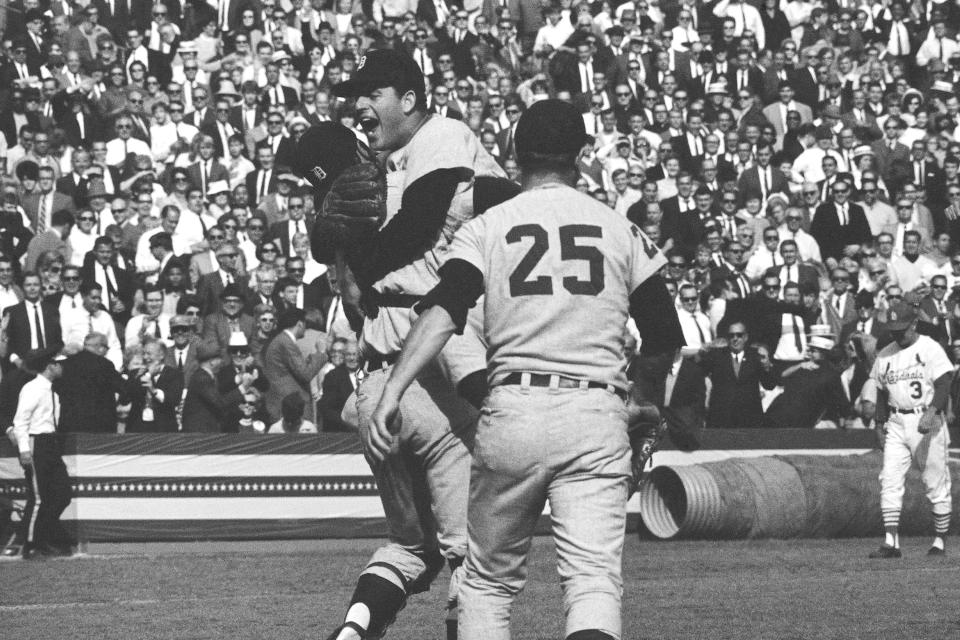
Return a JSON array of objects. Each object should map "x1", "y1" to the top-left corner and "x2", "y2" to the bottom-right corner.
[
  {"x1": 414, "y1": 258, "x2": 484, "y2": 334},
  {"x1": 629, "y1": 274, "x2": 686, "y2": 356},
  {"x1": 347, "y1": 168, "x2": 463, "y2": 289}
]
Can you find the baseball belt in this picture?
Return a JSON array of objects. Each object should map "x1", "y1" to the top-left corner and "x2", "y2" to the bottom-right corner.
[
  {"x1": 365, "y1": 352, "x2": 399, "y2": 372},
  {"x1": 888, "y1": 405, "x2": 927, "y2": 414},
  {"x1": 499, "y1": 372, "x2": 628, "y2": 401}
]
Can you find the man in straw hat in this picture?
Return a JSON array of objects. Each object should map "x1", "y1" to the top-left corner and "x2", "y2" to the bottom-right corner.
[{"x1": 764, "y1": 334, "x2": 849, "y2": 428}]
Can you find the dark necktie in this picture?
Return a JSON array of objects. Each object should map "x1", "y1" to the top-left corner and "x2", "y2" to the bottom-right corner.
[
  {"x1": 692, "y1": 312, "x2": 705, "y2": 344},
  {"x1": 178, "y1": 351, "x2": 184, "y2": 370},
  {"x1": 733, "y1": 354, "x2": 741, "y2": 378},
  {"x1": 792, "y1": 316, "x2": 802, "y2": 352},
  {"x1": 34, "y1": 303, "x2": 45, "y2": 349}
]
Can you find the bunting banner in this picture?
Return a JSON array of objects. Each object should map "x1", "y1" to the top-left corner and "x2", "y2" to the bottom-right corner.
[{"x1": 0, "y1": 430, "x2": 895, "y2": 542}]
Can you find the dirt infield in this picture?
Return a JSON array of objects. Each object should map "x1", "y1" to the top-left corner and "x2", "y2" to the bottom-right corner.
[{"x1": 2, "y1": 536, "x2": 959, "y2": 639}]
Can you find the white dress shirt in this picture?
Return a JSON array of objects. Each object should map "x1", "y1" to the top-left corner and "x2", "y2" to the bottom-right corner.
[
  {"x1": 60, "y1": 307, "x2": 123, "y2": 369},
  {"x1": 12, "y1": 375, "x2": 60, "y2": 452}
]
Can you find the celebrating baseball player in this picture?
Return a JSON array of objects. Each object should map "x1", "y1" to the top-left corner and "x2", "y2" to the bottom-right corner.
[
  {"x1": 369, "y1": 99, "x2": 683, "y2": 640},
  {"x1": 864, "y1": 301, "x2": 953, "y2": 558},
  {"x1": 301, "y1": 50, "x2": 517, "y2": 640}
]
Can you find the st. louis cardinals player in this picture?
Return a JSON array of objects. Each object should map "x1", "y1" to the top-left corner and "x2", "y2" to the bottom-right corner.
[
  {"x1": 865, "y1": 301, "x2": 952, "y2": 557},
  {"x1": 369, "y1": 99, "x2": 684, "y2": 640},
  {"x1": 310, "y1": 49, "x2": 516, "y2": 640}
]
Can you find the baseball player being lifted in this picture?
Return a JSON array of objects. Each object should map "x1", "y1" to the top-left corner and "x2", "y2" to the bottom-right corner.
[
  {"x1": 298, "y1": 51, "x2": 518, "y2": 640},
  {"x1": 369, "y1": 99, "x2": 684, "y2": 640},
  {"x1": 864, "y1": 301, "x2": 952, "y2": 558}
]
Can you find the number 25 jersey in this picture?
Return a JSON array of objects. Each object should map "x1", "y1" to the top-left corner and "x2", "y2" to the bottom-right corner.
[{"x1": 446, "y1": 184, "x2": 666, "y2": 390}]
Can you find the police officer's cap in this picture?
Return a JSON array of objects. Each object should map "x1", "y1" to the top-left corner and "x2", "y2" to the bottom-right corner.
[{"x1": 515, "y1": 99, "x2": 589, "y2": 157}]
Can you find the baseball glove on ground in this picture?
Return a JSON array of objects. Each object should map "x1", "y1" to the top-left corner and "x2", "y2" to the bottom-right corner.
[{"x1": 626, "y1": 399, "x2": 668, "y2": 495}]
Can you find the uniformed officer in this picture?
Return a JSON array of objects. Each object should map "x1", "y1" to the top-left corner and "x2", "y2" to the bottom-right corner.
[
  {"x1": 12, "y1": 346, "x2": 75, "y2": 559},
  {"x1": 370, "y1": 100, "x2": 683, "y2": 640}
]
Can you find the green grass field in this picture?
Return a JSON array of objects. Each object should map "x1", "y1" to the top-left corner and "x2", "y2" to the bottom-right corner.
[{"x1": 2, "y1": 535, "x2": 959, "y2": 640}]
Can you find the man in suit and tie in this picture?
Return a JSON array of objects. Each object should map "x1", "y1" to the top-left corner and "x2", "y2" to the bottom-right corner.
[
  {"x1": 699, "y1": 321, "x2": 779, "y2": 428},
  {"x1": 727, "y1": 50, "x2": 764, "y2": 97},
  {"x1": 427, "y1": 83, "x2": 463, "y2": 120},
  {"x1": 268, "y1": 193, "x2": 313, "y2": 257},
  {"x1": 57, "y1": 332, "x2": 127, "y2": 433},
  {"x1": 125, "y1": 340, "x2": 184, "y2": 433},
  {"x1": 762, "y1": 81, "x2": 813, "y2": 151},
  {"x1": 182, "y1": 340, "x2": 251, "y2": 433},
  {"x1": 764, "y1": 240, "x2": 819, "y2": 293},
  {"x1": 201, "y1": 284, "x2": 255, "y2": 360},
  {"x1": 659, "y1": 175, "x2": 704, "y2": 259},
  {"x1": 840, "y1": 89, "x2": 882, "y2": 139},
  {"x1": 1, "y1": 272, "x2": 62, "y2": 372},
  {"x1": 197, "y1": 244, "x2": 248, "y2": 317},
  {"x1": 820, "y1": 267, "x2": 859, "y2": 338},
  {"x1": 810, "y1": 178, "x2": 872, "y2": 266},
  {"x1": 737, "y1": 143, "x2": 789, "y2": 205},
  {"x1": 671, "y1": 111, "x2": 709, "y2": 172},
  {"x1": 231, "y1": 81, "x2": 265, "y2": 138},
  {"x1": 202, "y1": 98, "x2": 241, "y2": 159},
  {"x1": 246, "y1": 146, "x2": 278, "y2": 207},
  {"x1": 24, "y1": 166, "x2": 75, "y2": 232},
  {"x1": 908, "y1": 139, "x2": 945, "y2": 205},
  {"x1": 187, "y1": 135, "x2": 230, "y2": 197},
  {"x1": 259, "y1": 63, "x2": 299, "y2": 111},
  {"x1": 262, "y1": 307, "x2": 326, "y2": 423},
  {"x1": 166, "y1": 315, "x2": 201, "y2": 388},
  {"x1": 761, "y1": 50, "x2": 792, "y2": 104},
  {"x1": 259, "y1": 113, "x2": 296, "y2": 169},
  {"x1": 840, "y1": 289, "x2": 891, "y2": 349},
  {"x1": 870, "y1": 116, "x2": 911, "y2": 186},
  {"x1": 79, "y1": 236, "x2": 135, "y2": 325},
  {"x1": 317, "y1": 339, "x2": 362, "y2": 431},
  {"x1": 185, "y1": 85, "x2": 216, "y2": 130},
  {"x1": 496, "y1": 95, "x2": 524, "y2": 161}
]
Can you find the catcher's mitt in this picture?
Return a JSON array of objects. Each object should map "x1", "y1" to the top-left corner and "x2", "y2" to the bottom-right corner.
[{"x1": 626, "y1": 399, "x2": 668, "y2": 496}]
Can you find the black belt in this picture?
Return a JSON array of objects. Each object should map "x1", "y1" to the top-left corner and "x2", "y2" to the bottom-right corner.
[
  {"x1": 365, "y1": 352, "x2": 399, "y2": 371},
  {"x1": 499, "y1": 372, "x2": 627, "y2": 401},
  {"x1": 889, "y1": 406, "x2": 925, "y2": 414}
]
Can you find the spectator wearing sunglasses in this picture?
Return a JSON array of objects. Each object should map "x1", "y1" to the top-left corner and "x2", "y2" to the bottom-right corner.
[
  {"x1": 698, "y1": 321, "x2": 778, "y2": 428},
  {"x1": 810, "y1": 177, "x2": 871, "y2": 267}
]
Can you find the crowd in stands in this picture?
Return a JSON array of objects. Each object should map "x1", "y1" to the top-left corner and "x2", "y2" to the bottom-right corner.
[{"x1": 2, "y1": 0, "x2": 960, "y2": 435}]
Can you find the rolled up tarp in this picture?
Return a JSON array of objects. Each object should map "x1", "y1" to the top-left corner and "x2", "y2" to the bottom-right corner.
[{"x1": 639, "y1": 452, "x2": 960, "y2": 540}]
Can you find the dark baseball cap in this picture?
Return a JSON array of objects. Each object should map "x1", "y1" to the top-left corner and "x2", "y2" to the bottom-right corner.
[
  {"x1": 515, "y1": 99, "x2": 589, "y2": 157},
  {"x1": 886, "y1": 301, "x2": 918, "y2": 330},
  {"x1": 332, "y1": 49, "x2": 425, "y2": 104}
]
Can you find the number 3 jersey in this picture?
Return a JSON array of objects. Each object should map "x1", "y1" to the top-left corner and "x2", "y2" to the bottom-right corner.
[
  {"x1": 446, "y1": 184, "x2": 666, "y2": 390},
  {"x1": 869, "y1": 335, "x2": 952, "y2": 411}
]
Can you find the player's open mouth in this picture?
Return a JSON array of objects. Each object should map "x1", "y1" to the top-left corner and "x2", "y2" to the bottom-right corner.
[{"x1": 359, "y1": 117, "x2": 379, "y2": 133}]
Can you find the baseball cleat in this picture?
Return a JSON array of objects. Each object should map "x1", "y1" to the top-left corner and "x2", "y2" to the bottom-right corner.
[
  {"x1": 324, "y1": 623, "x2": 365, "y2": 640},
  {"x1": 868, "y1": 544, "x2": 902, "y2": 559},
  {"x1": 927, "y1": 546, "x2": 946, "y2": 556}
]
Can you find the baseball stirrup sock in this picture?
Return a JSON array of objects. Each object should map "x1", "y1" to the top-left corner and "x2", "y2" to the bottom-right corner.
[
  {"x1": 933, "y1": 511, "x2": 951, "y2": 536},
  {"x1": 349, "y1": 574, "x2": 407, "y2": 637}
]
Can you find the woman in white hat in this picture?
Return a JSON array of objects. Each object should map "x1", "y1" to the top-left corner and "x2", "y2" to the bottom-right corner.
[{"x1": 851, "y1": 145, "x2": 889, "y2": 197}]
